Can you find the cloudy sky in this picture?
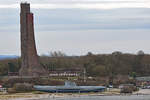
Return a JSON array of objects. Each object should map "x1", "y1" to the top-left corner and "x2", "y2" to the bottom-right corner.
[{"x1": 0, "y1": 0, "x2": 150, "y2": 56}]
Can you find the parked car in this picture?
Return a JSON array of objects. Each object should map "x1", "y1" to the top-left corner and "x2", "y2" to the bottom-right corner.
[{"x1": 142, "y1": 85, "x2": 150, "y2": 89}]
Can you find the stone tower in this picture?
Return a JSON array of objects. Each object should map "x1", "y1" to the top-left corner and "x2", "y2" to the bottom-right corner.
[{"x1": 19, "y1": 3, "x2": 47, "y2": 76}]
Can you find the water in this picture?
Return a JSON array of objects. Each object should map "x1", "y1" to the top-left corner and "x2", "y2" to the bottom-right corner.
[{"x1": 36, "y1": 95, "x2": 150, "y2": 100}]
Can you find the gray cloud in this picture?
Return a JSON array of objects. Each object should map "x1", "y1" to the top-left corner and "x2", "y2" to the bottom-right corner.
[
  {"x1": 0, "y1": 0, "x2": 150, "y2": 9},
  {"x1": 35, "y1": 29, "x2": 150, "y2": 55},
  {"x1": 0, "y1": 4, "x2": 150, "y2": 55},
  {"x1": 1, "y1": 0, "x2": 150, "y2": 4},
  {"x1": 33, "y1": 8, "x2": 150, "y2": 30}
]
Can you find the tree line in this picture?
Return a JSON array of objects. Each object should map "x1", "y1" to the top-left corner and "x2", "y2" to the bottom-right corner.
[{"x1": 0, "y1": 51, "x2": 150, "y2": 78}]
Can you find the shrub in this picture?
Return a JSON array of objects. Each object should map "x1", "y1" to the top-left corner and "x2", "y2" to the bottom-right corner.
[
  {"x1": 13, "y1": 83, "x2": 33, "y2": 92},
  {"x1": 132, "y1": 86, "x2": 139, "y2": 91},
  {"x1": 120, "y1": 86, "x2": 133, "y2": 93},
  {"x1": 8, "y1": 88, "x2": 16, "y2": 93}
]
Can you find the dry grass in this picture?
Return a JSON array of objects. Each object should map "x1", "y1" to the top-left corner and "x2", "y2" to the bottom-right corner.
[{"x1": 0, "y1": 93, "x2": 39, "y2": 100}]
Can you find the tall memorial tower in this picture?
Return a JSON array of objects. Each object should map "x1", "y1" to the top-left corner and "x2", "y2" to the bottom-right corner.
[{"x1": 19, "y1": 3, "x2": 47, "y2": 76}]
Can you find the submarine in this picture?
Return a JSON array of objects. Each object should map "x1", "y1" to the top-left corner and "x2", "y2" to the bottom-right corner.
[{"x1": 34, "y1": 81, "x2": 106, "y2": 93}]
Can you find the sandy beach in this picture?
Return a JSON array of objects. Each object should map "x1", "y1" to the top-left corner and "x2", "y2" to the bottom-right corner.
[
  {"x1": 1, "y1": 89, "x2": 150, "y2": 100},
  {"x1": 134, "y1": 89, "x2": 150, "y2": 95}
]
